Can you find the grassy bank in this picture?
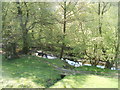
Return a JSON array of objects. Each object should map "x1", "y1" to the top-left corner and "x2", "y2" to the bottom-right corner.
[
  {"x1": 1, "y1": 55, "x2": 118, "y2": 88},
  {"x1": 2, "y1": 55, "x2": 64, "y2": 88}
]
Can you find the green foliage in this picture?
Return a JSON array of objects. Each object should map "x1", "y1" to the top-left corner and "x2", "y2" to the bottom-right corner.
[{"x1": 2, "y1": 2, "x2": 118, "y2": 68}]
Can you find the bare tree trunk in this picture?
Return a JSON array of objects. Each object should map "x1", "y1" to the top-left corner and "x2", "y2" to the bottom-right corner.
[{"x1": 98, "y1": 2, "x2": 102, "y2": 36}]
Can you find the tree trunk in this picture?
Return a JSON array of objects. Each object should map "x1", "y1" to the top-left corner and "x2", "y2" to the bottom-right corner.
[
  {"x1": 16, "y1": 2, "x2": 29, "y2": 54},
  {"x1": 60, "y1": 43, "x2": 65, "y2": 59},
  {"x1": 22, "y1": 28, "x2": 29, "y2": 54},
  {"x1": 11, "y1": 43, "x2": 17, "y2": 56},
  {"x1": 105, "y1": 60, "x2": 113, "y2": 69},
  {"x1": 60, "y1": 1, "x2": 66, "y2": 59},
  {"x1": 98, "y1": 2, "x2": 102, "y2": 36},
  {"x1": 90, "y1": 58, "x2": 99, "y2": 67}
]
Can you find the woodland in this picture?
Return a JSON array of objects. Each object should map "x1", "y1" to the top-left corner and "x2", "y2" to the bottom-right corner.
[{"x1": 1, "y1": 1, "x2": 119, "y2": 88}]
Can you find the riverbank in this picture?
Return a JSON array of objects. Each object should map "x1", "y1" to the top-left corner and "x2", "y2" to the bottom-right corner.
[{"x1": 1, "y1": 55, "x2": 118, "y2": 88}]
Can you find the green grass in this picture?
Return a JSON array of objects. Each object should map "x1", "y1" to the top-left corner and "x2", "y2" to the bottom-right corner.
[
  {"x1": 50, "y1": 74, "x2": 118, "y2": 88},
  {"x1": 1, "y1": 55, "x2": 118, "y2": 88},
  {"x1": 2, "y1": 55, "x2": 64, "y2": 88},
  {"x1": 74, "y1": 66, "x2": 117, "y2": 76}
]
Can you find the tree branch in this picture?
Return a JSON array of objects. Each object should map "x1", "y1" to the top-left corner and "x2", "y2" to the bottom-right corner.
[
  {"x1": 59, "y1": 3, "x2": 64, "y2": 10},
  {"x1": 102, "y1": 2, "x2": 111, "y2": 15},
  {"x1": 27, "y1": 21, "x2": 55, "y2": 30},
  {"x1": 27, "y1": 21, "x2": 41, "y2": 30}
]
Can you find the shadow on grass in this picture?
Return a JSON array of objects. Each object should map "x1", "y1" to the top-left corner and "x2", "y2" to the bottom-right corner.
[{"x1": 2, "y1": 55, "x2": 63, "y2": 88}]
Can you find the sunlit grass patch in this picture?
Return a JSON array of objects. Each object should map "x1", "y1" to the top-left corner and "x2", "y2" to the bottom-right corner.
[
  {"x1": 1, "y1": 77, "x2": 44, "y2": 88},
  {"x1": 50, "y1": 74, "x2": 118, "y2": 88}
]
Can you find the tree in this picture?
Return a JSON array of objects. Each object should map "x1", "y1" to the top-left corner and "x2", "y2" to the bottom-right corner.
[
  {"x1": 114, "y1": 1, "x2": 120, "y2": 69},
  {"x1": 2, "y1": 2, "x2": 20, "y2": 59},
  {"x1": 59, "y1": 1, "x2": 67, "y2": 59},
  {"x1": 16, "y1": 2, "x2": 55, "y2": 54},
  {"x1": 2, "y1": 2, "x2": 56, "y2": 55},
  {"x1": 54, "y1": 1, "x2": 78, "y2": 59}
]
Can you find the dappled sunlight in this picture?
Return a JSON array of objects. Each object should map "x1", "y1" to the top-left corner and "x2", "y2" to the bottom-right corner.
[
  {"x1": 2, "y1": 77, "x2": 44, "y2": 88},
  {"x1": 81, "y1": 75, "x2": 118, "y2": 88}
]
